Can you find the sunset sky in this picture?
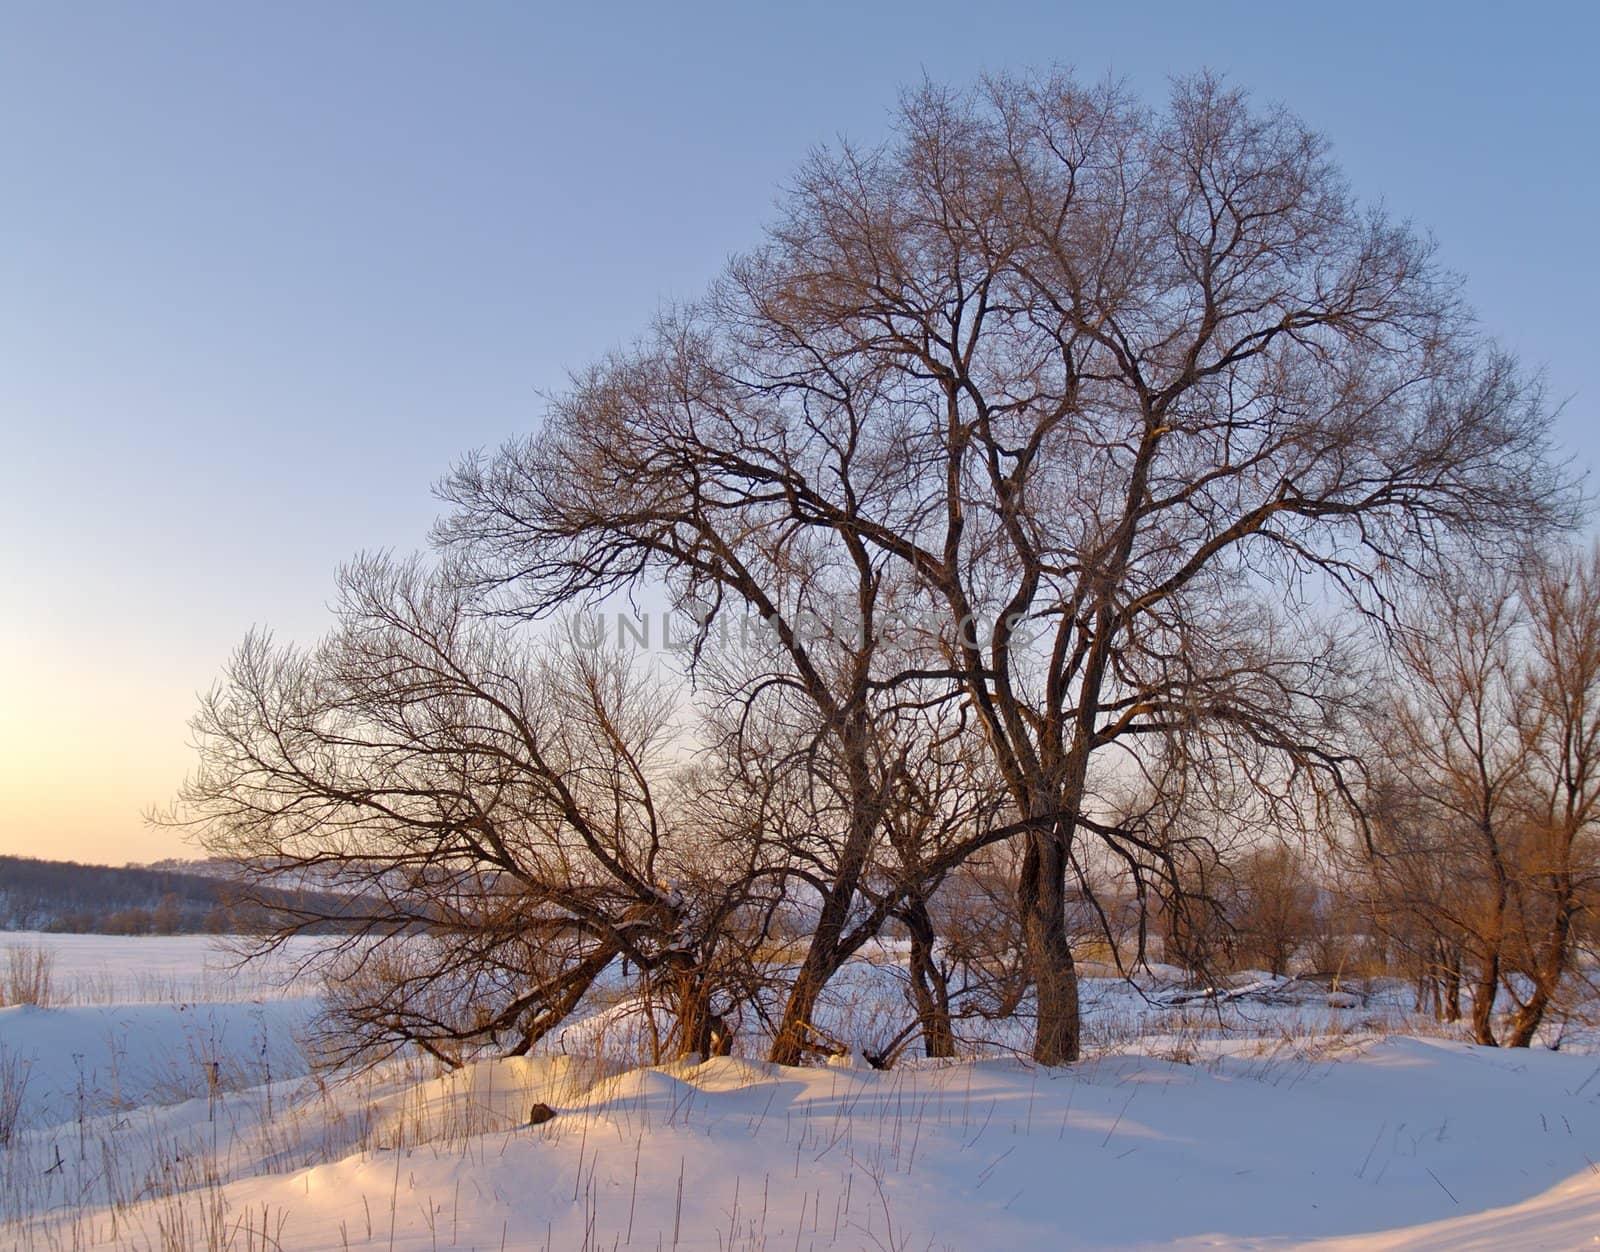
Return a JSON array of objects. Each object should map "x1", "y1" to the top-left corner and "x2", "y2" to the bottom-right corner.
[{"x1": 2, "y1": 2, "x2": 1597, "y2": 864}]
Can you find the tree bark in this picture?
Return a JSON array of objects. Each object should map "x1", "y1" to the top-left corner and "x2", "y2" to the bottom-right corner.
[
  {"x1": 770, "y1": 956, "x2": 830, "y2": 1066},
  {"x1": 1020, "y1": 829, "x2": 1080, "y2": 1065}
]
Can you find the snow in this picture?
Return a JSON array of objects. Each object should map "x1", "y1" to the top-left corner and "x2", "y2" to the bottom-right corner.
[
  {"x1": 4, "y1": 935, "x2": 1600, "y2": 1249},
  {"x1": 1, "y1": 929, "x2": 326, "y2": 1002},
  {"x1": 0, "y1": 1000, "x2": 319, "y2": 1124}
]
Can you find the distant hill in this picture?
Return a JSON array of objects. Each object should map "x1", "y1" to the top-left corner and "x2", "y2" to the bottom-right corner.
[{"x1": 0, "y1": 855, "x2": 355, "y2": 934}]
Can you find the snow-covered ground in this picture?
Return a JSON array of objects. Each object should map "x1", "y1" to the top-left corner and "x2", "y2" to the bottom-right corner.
[
  {"x1": 3, "y1": 930, "x2": 327, "y2": 1004},
  {"x1": 3, "y1": 934, "x2": 1599, "y2": 1250}
]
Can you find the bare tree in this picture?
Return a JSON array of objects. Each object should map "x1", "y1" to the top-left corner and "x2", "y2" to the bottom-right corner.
[
  {"x1": 1370, "y1": 551, "x2": 1600, "y2": 1047},
  {"x1": 439, "y1": 72, "x2": 1568, "y2": 1063},
  {"x1": 1360, "y1": 772, "x2": 1470, "y2": 1020},
  {"x1": 1374, "y1": 568, "x2": 1527, "y2": 1043},
  {"x1": 683, "y1": 614, "x2": 923, "y2": 1065},
  {"x1": 166, "y1": 555, "x2": 769, "y2": 1066},
  {"x1": 872, "y1": 700, "x2": 1013, "y2": 1058},
  {"x1": 439, "y1": 344, "x2": 1018, "y2": 1065},
  {"x1": 1230, "y1": 844, "x2": 1316, "y2": 978},
  {"x1": 1502, "y1": 547, "x2": 1600, "y2": 1044}
]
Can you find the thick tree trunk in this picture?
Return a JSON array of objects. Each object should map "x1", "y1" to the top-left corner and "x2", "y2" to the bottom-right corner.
[
  {"x1": 767, "y1": 910, "x2": 884, "y2": 1064},
  {"x1": 768, "y1": 831, "x2": 869, "y2": 1064},
  {"x1": 675, "y1": 975, "x2": 718, "y2": 1060},
  {"x1": 770, "y1": 957, "x2": 830, "y2": 1066},
  {"x1": 1020, "y1": 829, "x2": 1080, "y2": 1065},
  {"x1": 1508, "y1": 989, "x2": 1549, "y2": 1049}
]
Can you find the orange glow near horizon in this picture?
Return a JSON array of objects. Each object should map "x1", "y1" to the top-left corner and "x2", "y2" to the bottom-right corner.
[{"x1": 0, "y1": 644, "x2": 201, "y2": 865}]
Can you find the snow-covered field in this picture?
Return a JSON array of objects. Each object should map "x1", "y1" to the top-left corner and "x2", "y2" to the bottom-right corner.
[
  {"x1": 6, "y1": 931, "x2": 328, "y2": 1004},
  {"x1": 3, "y1": 934, "x2": 1599, "y2": 1250}
]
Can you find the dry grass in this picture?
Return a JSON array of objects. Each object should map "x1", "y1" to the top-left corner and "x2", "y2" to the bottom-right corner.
[
  {"x1": 0, "y1": 1045, "x2": 29, "y2": 1148},
  {"x1": 1, "y1": 944, "x2": 56, "y2": 1008}
]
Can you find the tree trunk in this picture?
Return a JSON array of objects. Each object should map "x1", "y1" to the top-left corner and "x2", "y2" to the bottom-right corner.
[
  {"x1": 1506, "y1": 898, "x2": 1577, "y2": 1048},
  {"x1": 770, "y1": 957, "x2": 830, "y2": 1066},
  {"x1": 1468, "y1": 817, "x2": 1511, "y2": 1046},
  {"x1": 768, "y1": 722, "x2": 881, "y2": 1067},
  {"x1": 1507, "y1": 990, "x2": 1548, "y2": 1049},
  {"x1": 902, "y1": 899, "x2": 956, "y2": 1059},
  {"x1": 1020, "y1": 828, "x2": 1080, "y2": 1065},
  {"x1": 768, "y1": 855, "x2": 867, "y2": 1065},
  {"x1": 675, "y1": 974, "x2": 717, "y2": 1060},
  {"x1": 1415, "y1": 969, "x2": 1435, "y2": 1018},
  {"x1": 1469, "y1": 954, "x2": 1500, "y2": 1046},
  {"x1": 1441, "y1": 945, "x2": 1463, "y2": 1023},
  {"x1": 506, "y1": 943, "x2": 618, "y2": 1057}
]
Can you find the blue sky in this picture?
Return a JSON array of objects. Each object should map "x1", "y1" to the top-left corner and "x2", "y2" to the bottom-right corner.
[{"x1": 2, "y1": 1, "x2": 1597, "y2": 861}]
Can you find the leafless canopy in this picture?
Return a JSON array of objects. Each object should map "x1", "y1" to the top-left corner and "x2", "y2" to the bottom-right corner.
[
  {"x1": 172, "y1": 555, "x2": 776, "y2": 1065},
  {"x1": 440, "y1": 72, "x2": 1569, "y2": 1062}
]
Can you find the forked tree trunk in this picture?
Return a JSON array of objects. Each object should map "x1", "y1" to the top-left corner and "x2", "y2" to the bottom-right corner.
[
  {"x1": 767, "y1": 835, "x2": 870, "y2": 1065},
  {"x1": 767, "y1": 893, "x2": 881, "y2": 1065},
  {"x1": 1508, "y1": 987, "x2": 1549, "y2": 1049},
  {"x1": 1507, "y1": 897, "x2": 1577, "y2": 1048},
  {"x1": 770, "y1": 955, "x2": 831, "y2": 1066}
]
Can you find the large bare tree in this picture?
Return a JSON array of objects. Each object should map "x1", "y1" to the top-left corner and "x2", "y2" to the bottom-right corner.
[{"x1": 440, "y1": 72, "x2": 1568, "y2": 1063}]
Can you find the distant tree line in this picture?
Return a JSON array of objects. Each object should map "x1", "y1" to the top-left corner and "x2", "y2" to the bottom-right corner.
[{"x1": 0, "y1": 855, "x2": 356, "y2": 935}]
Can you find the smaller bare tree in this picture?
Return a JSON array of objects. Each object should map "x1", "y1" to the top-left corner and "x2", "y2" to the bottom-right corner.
[
  {"x1": 1500, "y1": 547, "x2": 1600, "y2": 1044},
  {"x1": 167, "y1": 555, "x2": 769, "y2": 1067},
  {"x1": 1369, "y1": 549, "x2": 1600, "y2": 1046},
  {"x1": 1231, "y1": 845, "x2": 1317, "y2": 978}
]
